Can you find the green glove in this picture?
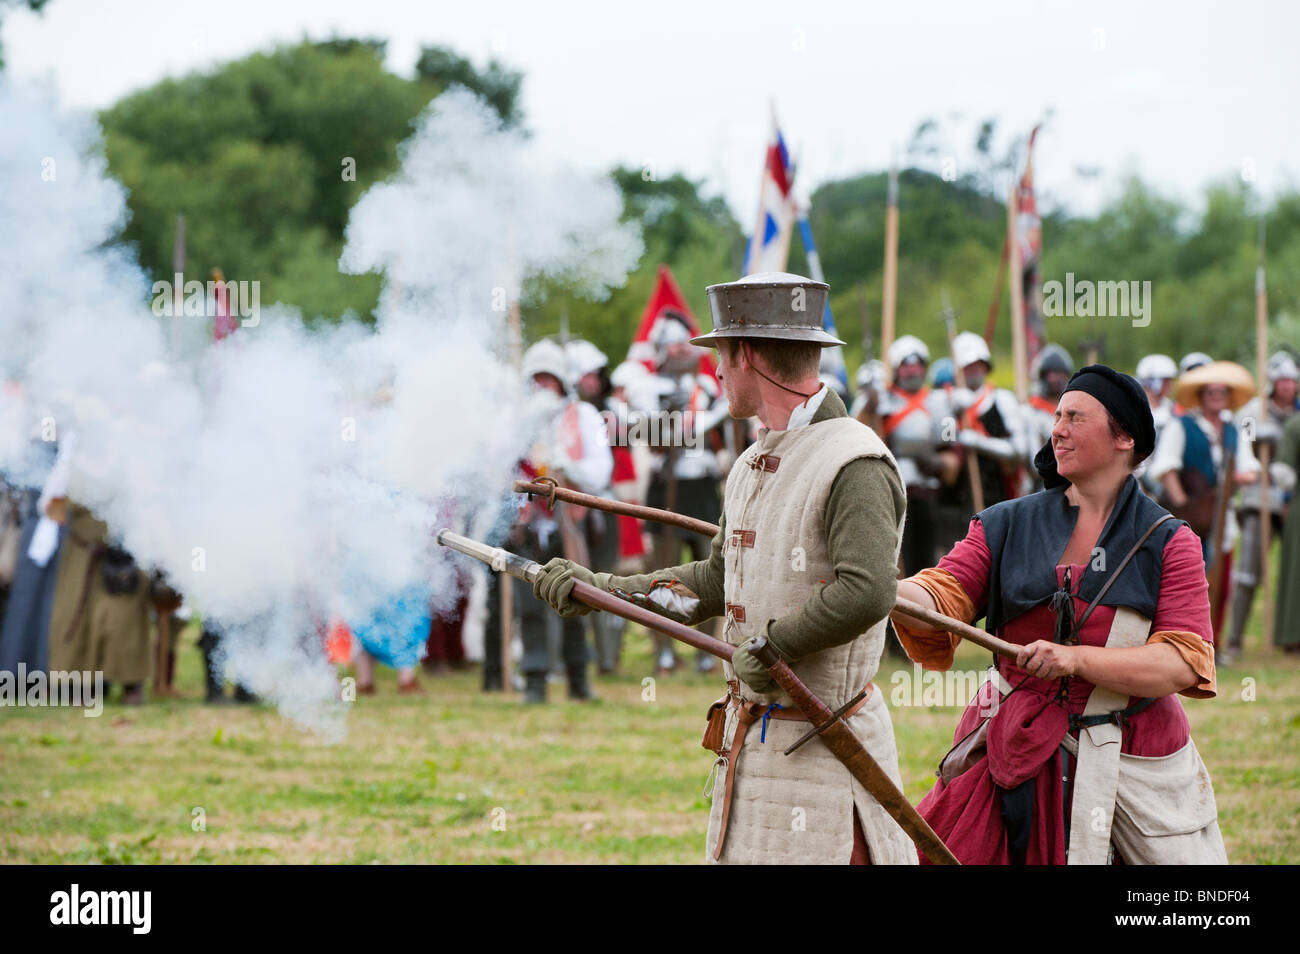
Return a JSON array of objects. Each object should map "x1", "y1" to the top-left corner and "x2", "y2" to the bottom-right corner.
[
  {"x1": 730, "y1": 622, "x2": 787, "y2": 695},
  {"x1": 532, "y1": 558, "x2": 611, "y2": 617}
]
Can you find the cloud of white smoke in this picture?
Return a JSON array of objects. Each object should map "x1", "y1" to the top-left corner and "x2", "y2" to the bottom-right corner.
[{"x1": 0, "y1": 81, "x2": 641, "y2": 738}]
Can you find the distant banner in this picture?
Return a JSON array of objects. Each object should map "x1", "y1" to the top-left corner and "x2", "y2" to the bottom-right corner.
[
  {"x1": 1017, "y1": 126, "x2": 1044, "y2": 360},
  {"x1": 743, "y1": 115, "x2": 797, "y2": 275}
]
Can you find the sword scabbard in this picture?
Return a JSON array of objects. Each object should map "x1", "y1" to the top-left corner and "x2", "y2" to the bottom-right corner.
[{"x1": 747, "y1": 635, "x2": 960, "y2": 866}]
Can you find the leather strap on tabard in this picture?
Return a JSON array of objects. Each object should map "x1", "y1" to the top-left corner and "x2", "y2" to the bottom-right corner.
[
  {"x1": 730, "y1": 529, "x2": 757, "y2": 548},
  {"x1": 712, "y1": 682, "x2": 874, "y2": 861},
  {"x1": 1067, "y1": 606, "x2": 1152, "y2": 865},
  {"x1": 1073, "y1": 514, "x2": 1174, "y2": 638}
]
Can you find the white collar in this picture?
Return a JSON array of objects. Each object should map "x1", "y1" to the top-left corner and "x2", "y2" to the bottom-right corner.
[{"x1": 785, "y1": 385, "x2": 829, "y2": 431}]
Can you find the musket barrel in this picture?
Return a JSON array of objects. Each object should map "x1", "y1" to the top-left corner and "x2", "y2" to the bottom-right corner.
[
  {"x1": 513, "y1": 479, "x2": 720, "y2": 538},
  {"x1": 435, "y1": 529, "x2": 735, "y2": 661},
  {"x1": 436, "y1": 529, "x2": 542, "y2": 584}
]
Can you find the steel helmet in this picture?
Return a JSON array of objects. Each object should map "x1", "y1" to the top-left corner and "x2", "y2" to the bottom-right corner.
[
  {"x1": 565, "y1": 339, "x2": 608, "y2": 378},
  {"x1": 1179, "y1": 351, "x2": 1213, "y2": 375},
  {"x1": 952, "y1": 331, "x2": 992, "y2": 370},
  {"x1": 522, "y1": 338, "x2": 569, "y2": 388},
  {"x1": 1033, "y1": 343, "x2": 1073, "y2": 380},
  {"x1": 888, "y1": 335, "x2": 931, "y2": 370},
  {"x1": 694, "y1": 273, "x2": 844, "y2": 348},
  {"x1": 1267, "y1": 350, "x2": 1299, "y2": 383},
  {"x1": 1135, "y1": 353, "x2": 1177, "y2": 381}
]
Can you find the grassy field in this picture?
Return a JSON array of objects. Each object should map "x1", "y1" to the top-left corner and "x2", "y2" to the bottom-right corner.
[{"x1": 1, "y1": 611, "x2": 1297, "y2": 864}]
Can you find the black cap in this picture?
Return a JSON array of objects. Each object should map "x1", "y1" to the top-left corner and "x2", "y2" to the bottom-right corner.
[{"x1": 1034, "y1": 364, "x2": 1157, "y2": 488}]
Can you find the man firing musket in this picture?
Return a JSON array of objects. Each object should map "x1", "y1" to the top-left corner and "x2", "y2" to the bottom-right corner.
[{"x1": 529, "y1": 272, "x2": 919, "y2": 865}]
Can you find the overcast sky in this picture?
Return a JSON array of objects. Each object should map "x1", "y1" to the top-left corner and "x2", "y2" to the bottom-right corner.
[{"x1": 5, "y1": 0, "x2": 1297, "y2": 224}]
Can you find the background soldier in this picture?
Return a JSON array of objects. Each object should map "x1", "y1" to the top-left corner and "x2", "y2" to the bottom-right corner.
[
  {"x1": 849, "y1": 359, "x2": 887, "y2": 433},
  {"x1": 1148, "y1": 360, "x2": 1259, "y2": 655},
  {"x1": 1226, "y1": 351, "x2": 1299, "y2": 660},
  {"x1": 1173, "y1": 351, "x2": 1214, "y2": 415},
  {"x1": 0, "y1": 437, "x2": 64, "y2": 677},
  {"x1": 1136, "y1": 353, "x2": 1181, "y2": 497},
  {"x1": 566, "y1": 338, "x2": 627, "y2": 674},
  {"x1": 1024, "y1": 344, "x2": 1073, "y2": 487},
  {"x1": 1136, "y1": 353, "x2": 1179, "y2": 433},
  {"x1": 47, "y1": 504, "x2": 153, "y2": 704},
  {"x1": 514, "y1": 338, "x2": 612, "y2": 702},
  {"x1": 1272, "y1": 412, "x2": 1300, "y2": 654},
  {"x1": 948, "y1": 331, "x2": 1029, "y2": 508},
  {"x1": 640, "y1": 310, "x2": 730, "y2": 674},
  {"x1": 879, "y1": 336, "x2": 959, "y2": 577}
]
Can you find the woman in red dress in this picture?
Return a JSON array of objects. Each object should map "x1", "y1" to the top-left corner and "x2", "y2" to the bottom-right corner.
[{"x1": 891, "y1": 365, "x2": 1226, "y2": 864}]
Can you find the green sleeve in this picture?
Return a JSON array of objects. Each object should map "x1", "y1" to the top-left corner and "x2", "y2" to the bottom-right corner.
[
  {"x1": 599, "y1": 513, "x2": 727, "y2": 625},
  {"x1": 1282, "y1": 414, "x2": 1300, "y2": 470},
  {"x1": 766, "y1": 456, "x2": 905, "y2": 658}
]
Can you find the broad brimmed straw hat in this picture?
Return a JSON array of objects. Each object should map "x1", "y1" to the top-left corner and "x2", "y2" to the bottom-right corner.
[{"x1": 1173, "y1": 360, "x2": 1255, "y2": 411}]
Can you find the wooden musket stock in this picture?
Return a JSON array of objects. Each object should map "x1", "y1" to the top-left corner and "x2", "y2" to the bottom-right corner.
[{"x1": 514, "y1": 479, "x2": 719, "y2": 538}]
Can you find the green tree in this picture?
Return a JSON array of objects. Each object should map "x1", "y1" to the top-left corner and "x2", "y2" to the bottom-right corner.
[
  {"x1": 100, "y1": 38, "x2": 528, "y2": 327},
  {"x1": 415, "y1": 46, "x2": 524, "y2": 129}
]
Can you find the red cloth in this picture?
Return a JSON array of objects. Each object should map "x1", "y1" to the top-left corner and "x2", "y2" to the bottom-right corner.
[
  {"x1": 617, "y1": 513, "x2": 645, "y2": 560},
  {"x1": 611, "y1": 445, "x2": 637, "y2": 484},
  {"x1": 425, "y1": 573, "x2": 468, "y2": 665},
  {"x1": 213, "y1": 273, "x2": 238, "y2": 341},
  {"x1": 610, "y1": 446, "x2": 645, "y2": 559},
  {"x1": 324, "y1": 619, "x2": 353, "y2": 665},
  {"x1": 917, "y1": 519, "x2": 1213, "y2": 864},
  {"x1": 627, "y1": 265, "x2": 717, "y2": 382}
]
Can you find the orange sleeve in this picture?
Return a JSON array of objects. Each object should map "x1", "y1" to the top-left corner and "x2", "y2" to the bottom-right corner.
[
  {"x1": 1148, "y1": 629, "x2": 1217, "y2": 699},
  {"x1": 890, "y1": 567, "x2": 976, "y2": 671}
]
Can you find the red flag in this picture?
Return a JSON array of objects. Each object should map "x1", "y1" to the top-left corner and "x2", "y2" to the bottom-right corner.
[
  {"x1": 211, "y1": 267, "x2": 238, "y2": 342},
  {"x1": 626, "y1": 265, "x2": 717, "y2": 381}
]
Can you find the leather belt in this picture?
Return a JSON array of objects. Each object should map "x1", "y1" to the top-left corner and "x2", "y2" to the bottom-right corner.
[{"x1": 712, "y1": 681, "x2": 874, "y2": 861}]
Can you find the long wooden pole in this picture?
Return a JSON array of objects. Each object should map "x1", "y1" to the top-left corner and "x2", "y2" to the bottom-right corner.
[
  {"x1": 880, "y1": 164, "x2": 900, "y2": 387},
  {"x1": 858, "y1": 282, "x2": 873, "y2": 359},
  {"x1": 1256, "y1": 216, "x2": 1273, "y2": 648},
  {"x1": 1006, "y1": 183, "x2": 1029, "y2": 404},
  {"x1": 500, "y1": 297, "x2": 524, "y2": 693},
  {"x1": 983, "y1": 237, "x2": 1009, "y2": 346},
  {"x1": 170, "y1": 214, "x2": 185, "y2": 355},
  {"x1": 1207, "y1": 470, "x2": 1236, "y2": 634}
]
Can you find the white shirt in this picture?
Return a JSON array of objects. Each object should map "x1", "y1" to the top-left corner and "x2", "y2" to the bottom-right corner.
[
  {"x1": 544, "y1": 399, "x2": 614, "y2": 495},
  {"x1": 785, "y1": 384, "x2": 829, "y2": 431},
  {"x1": 1147, "y1": 410, "x2": 1259, "y2": 484}
]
